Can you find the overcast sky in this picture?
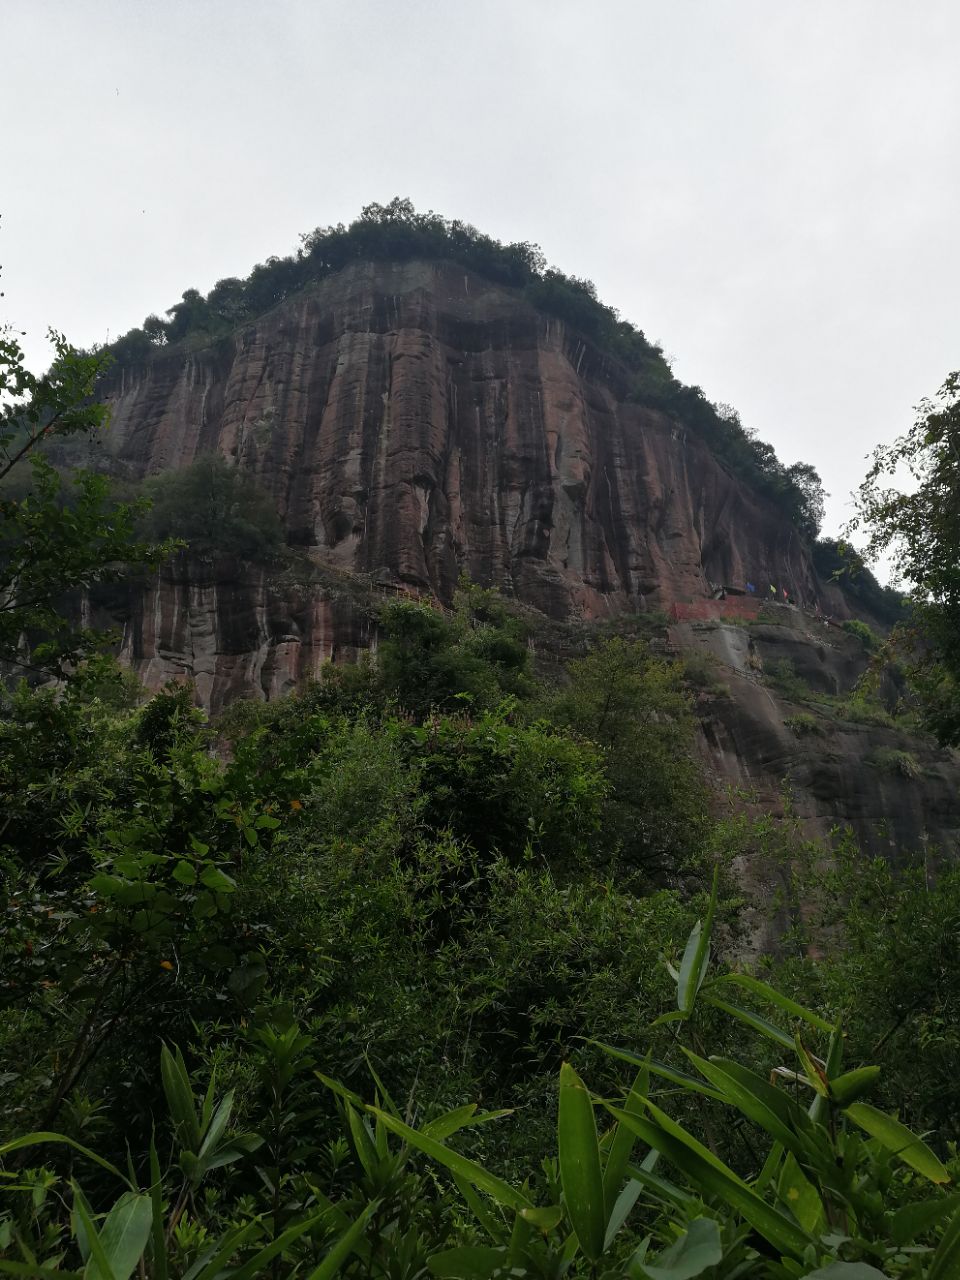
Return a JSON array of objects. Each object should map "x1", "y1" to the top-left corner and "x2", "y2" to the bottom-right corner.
[{"x1": 4, "y1": 0, "x2": 959, "y2": 560}]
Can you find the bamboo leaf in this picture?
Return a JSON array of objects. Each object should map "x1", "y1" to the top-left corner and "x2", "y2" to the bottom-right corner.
[
  {"x1": 366, "y1": 1108, "x2": 534, "y2": 1212},
  {"x1": 225, "y1": 1205, "x2": 336, "y2": 1280},
  {"x1": 0, "y1": 1133, "x2": 127, "y2": 1186},
  {"x1": 606, "y1": 1106, "x2": 810, "y2": 1258},
  {"x1": 711, "y1": 974, "x2": 833, "y2": 1033},
  {"x1": 160, "y1": 1045, "x2": 201, "y2": 1154},
  {"x1": 423, "y1": 1106, "x2": 513, "y2": 1142},
  {"x1": 71, "y1": 1185, "x2": 117, "y2": 1280},
  {"x1": 845, "y1": 1102, "x2": 950, "y2": 1184},
  {"x1": 682, "y1": 1052, "x2": 817, "y2": 1161},
  {"x1": 829, "y1": 1067, "x2": 880, "y2": 1107},
  {"x1": 0, "y1": 1264, "x2": 83, "y2": 1278},
  {"x1": 777, "y1": 1152, "x2": 824, "y2": 1235},
  {"x1": 589, "y1": 1042, "x2": 725, "y2": 1103},
  {"x1": 558, "y1": 1062, "x2": 606, "y2": 1262},
  {"x1": 184, "y1": 1222, "x2": 263, "y2": 1280},
  {"x1": 601, "y1": 1063, "x2": 649, "y2": 1225},
  {"x1": 303, "y1": 1201, "x2": 379, "y2": 1280},
  {"x1": 702, "y1": 996, "x2": 795, "y2": 1051}
]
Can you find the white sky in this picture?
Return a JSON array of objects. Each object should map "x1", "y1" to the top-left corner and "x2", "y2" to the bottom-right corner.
[{"x1": 4, "y1": 0, "x2": 959, "y2": 559}]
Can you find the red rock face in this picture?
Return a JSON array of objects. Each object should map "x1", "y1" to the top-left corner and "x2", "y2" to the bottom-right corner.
[{"x1": 103, "y1": 259, "x2": 823, "y2": 626}]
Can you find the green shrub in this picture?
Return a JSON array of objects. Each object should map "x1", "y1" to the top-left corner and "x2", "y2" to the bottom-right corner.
[
  {"x1": 764, "y1": 657, "x2": 810, "y2": 700},
  {"x1": 837, "y1": 696, "x2": 897, "y2": 728},
  {"x1": 868, "y1": 746, "x2": 922, "y2": 778},
  {"x1": 843, "y1": 617, "x2": 880, "y2": 651},
  {"x1": 682, "y1": 651, "x2": 730, "y2": 695},
  {"x1": 783, "y1": 711, "x2": 822, "y2": 736}
]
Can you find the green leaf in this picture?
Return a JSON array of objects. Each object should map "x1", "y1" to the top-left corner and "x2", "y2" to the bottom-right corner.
[
  {"x1": 711, "y1": 973, "x2": 834, "y2": 1032},
  {"x1": 829, "y1": 1066, "x2": 880, "y2": 1106},
  {"x1": 427, "y1": 1247, "x2": 507, "y2": 1279},
  {"x1": 601, "y1": 1063, "x2": 648, "y2": 1227},
  {"x1": 606, "y1": 1104, "x2": 810, "y2": 1259},
  {"x1": 147, "y1": 1136, "x2": 167, "y2": 1280},
  {"x1": 160, "y1": 1044, "x2": 201, "y2": 1154},
  {"x1": 777, "y1": 1152, "x2": 823, "y2": 1235},
  {"x1": 346, "y1": 1103, "x2": 378, "y2": 1179},
  {"x1": 890, "y1": 1193, "x2": 960, "y2": 1246},
  {"x1": 182, "y1": 1223, "x2": 263, "y2": 1280},
  {"x1": 423, "y1": 1105, "x2": 512, "y2": 1142},
  {"x1": 226, "y1": 1205, "x2": 337, "y2": 1280},
  {"x1": 639, "y1": 1217, "x2": 722, "y2": 1280},
  {"x1": 0, "y1": 1133, "x2": 127, "y2": 1186},
  {"x1": 366, "y1": 1107, "x2": 534, "y2": 1212},
  {"x1": 0, "y1": 1263, "x2": 83, "y2": 1278},
  {"x1": 558, "y1": 1062, "x2": 606, "y2": 1262},
  {"x1": 303, "y1": 1200, "x2": 379, "y2": 1280},
  {"x1": 702, "y1": 995, "x2": 795, "y2": 1051},
  {"x1": 803, "y1": 1265, "x2": 888, "y2": 1280},
  {"x1": 929, "y1": 1197, "x2": 960, "y2": 1280},
  {"x1": 604, "y1": 1179, "x2": 644, "y2": 1249},
  {"x1": 71, "y1": 1185, "x2": 117, "y2": 1280},
  {"x1": 682, "y1": 1051, "x2": 816, "y2": 1159},
  {"x1": 676, "y1": 867, "x2": 718, "y2": 1016},
  {"x1": 845, "y1": 1102, "x2": 950, "y2": 1184},
  {"x1": 519, "y1": 1205, "x2": 563, "y2": 1232},
  {"x1": 171, "y1": 861, "x2": 197, "y2": 885},
  {"x1": 89, "y1": 1193, "x2": 152, "y2": 1280},
  {"x1": 199, "y1": 865, "x2": 236, "y2": 893},
  {"x1": 196, "y1": 1091, "x2": 236, "y2": 1169},
  {"x1": 590, "y1": 1043, "x2": 725, "y2": 1103}
]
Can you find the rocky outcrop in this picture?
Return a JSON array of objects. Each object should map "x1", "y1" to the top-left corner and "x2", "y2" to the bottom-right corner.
[
  {"x1": 102, "y1": 260, "x2": 828, "y2": 623},
  {"x1": 679, "y1": 608, "x2": 959, "y2": 863}
]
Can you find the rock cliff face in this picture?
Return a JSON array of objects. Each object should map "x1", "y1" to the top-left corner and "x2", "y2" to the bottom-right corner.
[
  {"x1": 103, "y1": 259, "x2": 828, "y2": 623},
  {"x1": 678, "y1": 610, "x2": 960, "y2": 864}
]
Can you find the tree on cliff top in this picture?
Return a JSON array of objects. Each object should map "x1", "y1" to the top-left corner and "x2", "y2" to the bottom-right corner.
[
  {"x1": 852, "y1": 369, "x2": 960, "y2": 744},
  {"x1": 0, "y1": 330, "x2": 171, "y2": 675}
]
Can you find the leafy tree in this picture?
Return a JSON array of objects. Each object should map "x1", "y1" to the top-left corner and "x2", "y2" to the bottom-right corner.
[
  {"x1": 0, "y1": 330, "x2": 169, "y2": 674},
  {"x1": 378, "y1": 584, "x2": 531, "y2": 717},
  {"x1": 852, "y1": 370, "x2": 960, "y2": 742},
  {"x1": 545, "y1": 638, "x2": 709, "y2": 887},
  {"x1": 143, "y1": 454, "x2": 284, "y2": 561}
]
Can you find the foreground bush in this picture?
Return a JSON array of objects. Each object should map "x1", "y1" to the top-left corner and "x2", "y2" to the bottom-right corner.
[{"x1": 3, "y1": 889, "x2": 956, "y2": 1278}]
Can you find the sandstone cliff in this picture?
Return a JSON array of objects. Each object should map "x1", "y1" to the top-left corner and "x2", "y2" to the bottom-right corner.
[{"x1": 102, "y1": 259, "x2": 829, "y2": 623}]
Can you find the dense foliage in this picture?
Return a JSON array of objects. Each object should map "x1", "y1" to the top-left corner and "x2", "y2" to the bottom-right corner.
[
  {"x1": 851, "y1": 371, "x2": 960, "y2": 743},
  {"x1": 141, "y1": 455, "x2": 285, "y2": 562},
  {"x1": 105, "y1": 198, "x2": 825, "y2": 542},
  {"x1": 0, "y1": 331, "x2": 171, "y2": 674}
]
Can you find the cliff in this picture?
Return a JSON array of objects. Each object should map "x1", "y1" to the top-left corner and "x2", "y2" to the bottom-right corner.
[{"x1": 102, "y1": 259, "x2": 831, "y2": 622}]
